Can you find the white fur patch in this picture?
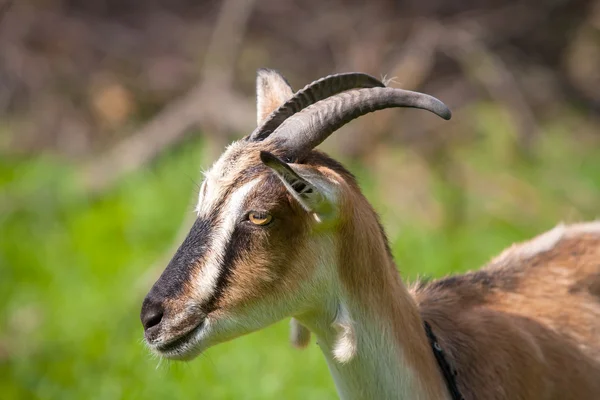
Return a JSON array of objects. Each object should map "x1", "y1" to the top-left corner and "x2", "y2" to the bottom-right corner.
[
  {"x1": 515, "y1": 223, "x2": 566, "y2": 258},
  {"x1": 193, "y1": 178, "x2": 261, "y2": 303},
  {"x1": 565, "y1": 220, "x2": 600, "y2": 236},
  {"x1": 196, "y1": 160, "x2": 227, "y2": 217},
  {"x1": 333, "y1": 302, "x2": 357, "y2": 363},
  {"x1": 494, "y1": 221, "x2": 600, "y2": 265}
]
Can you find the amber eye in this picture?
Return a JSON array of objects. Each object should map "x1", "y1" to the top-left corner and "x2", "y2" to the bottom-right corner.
[{"x1": 248, "y1": 211, "x2": 273, "y2": 226}]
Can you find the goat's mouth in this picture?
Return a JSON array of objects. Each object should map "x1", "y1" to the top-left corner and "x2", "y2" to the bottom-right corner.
[{"x1": 153, "y1": 319, "x2": 206, "y2": 358}]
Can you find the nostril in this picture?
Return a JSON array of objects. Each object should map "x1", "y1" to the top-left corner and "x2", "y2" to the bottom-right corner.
[
  {"x1": 143, "y1": 309, "x2": 163, "y2": 331},
  {"x1": 141, "y1": 299, "x2": 164, "y2": 331}
]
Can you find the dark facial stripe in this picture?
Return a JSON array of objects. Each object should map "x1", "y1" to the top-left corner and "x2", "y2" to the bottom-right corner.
[
  {"x1": 147, "y1": 216, "x2": 215, "y2": 301},
  {"x1": 148, "y1": 167, "x2": 266, "y2": 308},
  {"x1": 204, "y1": 223, "x2": 251, "y2": 312}
]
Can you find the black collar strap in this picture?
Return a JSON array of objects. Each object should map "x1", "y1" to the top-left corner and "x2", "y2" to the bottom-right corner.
[{"x1": 424, "y1": 321, "x2": 465, "y2": 400}]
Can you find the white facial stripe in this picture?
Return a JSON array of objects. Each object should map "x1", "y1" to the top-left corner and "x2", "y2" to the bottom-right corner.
[
  {"x1": 193, "y1": 178, "x2": 261, "y2": 303},
  {"x1": 196, "y1": 151, "x2": 230, "y2": 216},
  {"x1": 195, "y1": 181, "x2": 206, "y2": 214},
  {"x1": 196, "y1": 171, "x2": 221, "y2": 217}
]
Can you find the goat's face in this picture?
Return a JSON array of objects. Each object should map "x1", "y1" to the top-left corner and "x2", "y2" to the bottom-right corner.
[
  {"x1": 141, "y1": 140, "x2": 342, "y2": 359},
  {"x1": 140, "y1": 69, "x2": 451, "y2": 360}
]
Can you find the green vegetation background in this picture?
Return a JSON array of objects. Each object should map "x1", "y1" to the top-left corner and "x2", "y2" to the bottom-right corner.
[{"x1": 1, "y1": 107, "x2": 599, "y2": 399}]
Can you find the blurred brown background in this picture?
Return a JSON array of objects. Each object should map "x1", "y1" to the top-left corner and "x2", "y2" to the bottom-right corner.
[{"x1": 2, "y1": 0, "x2": 599, "y2": 169}]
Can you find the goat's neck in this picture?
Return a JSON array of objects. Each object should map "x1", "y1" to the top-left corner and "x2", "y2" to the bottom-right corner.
[{"x1": 298, "y1": 203, "x2": 450, "y2": 400}]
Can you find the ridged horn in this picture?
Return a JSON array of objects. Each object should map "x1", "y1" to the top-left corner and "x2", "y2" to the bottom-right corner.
[
  {"x1": 249, "y1": 72, "x2": 385, "y2": 141},
  {"x1": 265, "y1": 87, "x2": 452, "y2": 161}
]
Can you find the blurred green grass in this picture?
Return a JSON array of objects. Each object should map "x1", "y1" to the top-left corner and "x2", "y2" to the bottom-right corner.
[{"x1": 1, "y1": 106, "x2": 599, "y2": 399}]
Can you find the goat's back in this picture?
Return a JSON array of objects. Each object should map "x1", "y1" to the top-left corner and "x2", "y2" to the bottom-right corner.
[{"x1": 414, "y1": 222, "x2": 600, "y2": 400}]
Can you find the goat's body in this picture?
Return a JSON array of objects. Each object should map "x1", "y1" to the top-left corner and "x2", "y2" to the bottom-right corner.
[
  {"x1": 142, "y1": 69, "x2": 600, "y2": 400},
  {"x1": 414, "y1": 223, "x2": 600, "y2": 399}
]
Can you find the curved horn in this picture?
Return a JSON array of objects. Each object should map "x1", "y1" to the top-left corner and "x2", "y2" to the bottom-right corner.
[
  {"x1": 249, "y1": 73, "x2": 384, "y2": 141},
  {"x1": 266, "y1": 87, "x2": 452, "y2": 160}
]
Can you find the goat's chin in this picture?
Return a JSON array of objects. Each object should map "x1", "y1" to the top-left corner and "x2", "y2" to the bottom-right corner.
[
  {"x1": 157, "y1": 345, "x2": 204, "y2": 361},
  {"x1": 149, "y1": 313, "x2": 283, "y2": 361},
  {"x1": 148, "y1": 319, "x2": 212, "y2": 361}
]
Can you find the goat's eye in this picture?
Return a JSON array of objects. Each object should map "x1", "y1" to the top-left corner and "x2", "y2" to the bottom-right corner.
[{"x1": 248, "y1": 211, "x2": 273, "y2": 226}]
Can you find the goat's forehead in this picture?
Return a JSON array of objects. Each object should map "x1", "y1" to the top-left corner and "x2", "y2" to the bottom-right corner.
[
  {"x1": 197, "y1": 141, "x2": 271, "y2": 215},
  {"x1": 205, "y1": 141, "x2": 252, "y2": 179}
]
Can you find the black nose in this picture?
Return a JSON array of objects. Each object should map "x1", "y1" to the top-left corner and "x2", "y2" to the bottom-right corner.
[{"x1": 141, "y1": 296, "x2": 164, "y2": 332}]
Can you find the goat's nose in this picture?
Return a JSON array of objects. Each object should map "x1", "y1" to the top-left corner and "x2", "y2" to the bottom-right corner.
[{"x1": 141, "y1": 296, "x2": 164, "y2": 332}]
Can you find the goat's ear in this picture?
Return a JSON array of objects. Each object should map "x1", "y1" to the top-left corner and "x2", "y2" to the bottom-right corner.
[
  {"x1": 256, "y1": 69, "x2": 293, "y2": 126},
  {"x1": 260, "y1": 151, "x2": 332, "y2": 216}
]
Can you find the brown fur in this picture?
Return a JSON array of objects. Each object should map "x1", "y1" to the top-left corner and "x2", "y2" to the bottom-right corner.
[
  {"x1": 193, "y1": 143, "x2": 320, "y2": 319},
  {"x1": 415, "y1": 227, "x2": 600, "y2": 399},
  {"x1": 144, "y1": 68, "x2": 600, "y2": 398},
  {"x1": 303, "y1": 152, "x2": 600, "y2": 399},
  {"x1": 333, "y1": 166, "x2": 450, "y2": 399},
  {"x1": 221, "y1": 148, "x2": 600, "y2": 399},
  {"x1": 210, "y1": 175, "x2": 312, "y2": 314},
  {"x1": 151, "y1": 144, "x2": 600, "y2": 399}
]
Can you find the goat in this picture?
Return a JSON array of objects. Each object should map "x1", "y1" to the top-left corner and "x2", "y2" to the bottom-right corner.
[{"x1": 141, "y1": 69, "x2": 600, "y2": 400}]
